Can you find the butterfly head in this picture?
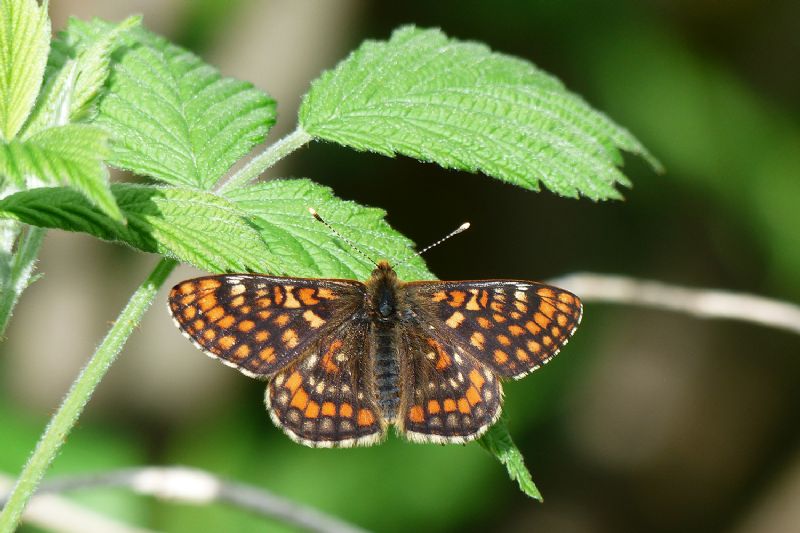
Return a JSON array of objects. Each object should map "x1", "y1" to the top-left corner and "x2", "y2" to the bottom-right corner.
[{"x1": 368, "y1": 261, "x2": 400, "y2": 321}]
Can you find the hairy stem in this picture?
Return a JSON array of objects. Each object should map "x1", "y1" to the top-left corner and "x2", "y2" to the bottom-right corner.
[
  {"x1": 217, "y1": 126, "x2": 312, "y2": 193},
  {"x1": 0, "y1": 257, "x2": 178, "y2": 532},
  {"x1": 0, "y1": 225, "x2": 45, "y2": 338}
]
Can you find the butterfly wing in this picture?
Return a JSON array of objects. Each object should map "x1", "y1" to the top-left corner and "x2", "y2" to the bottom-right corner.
[
  {"x1": 168, "y1": 275, "x2": 366, "y2": 378},
  {"x1": 402, "y1": 280, "x2": 582, "y2": 379},
  {"x1": 266, "y1": 324, "x2": 385, "y2": 447},
  {"x1": 395, "y1": 326, "x2": 502, "y2": 443}
]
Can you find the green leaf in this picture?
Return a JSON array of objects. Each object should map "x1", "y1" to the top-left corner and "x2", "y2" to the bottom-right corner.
[
  {"x1": 0, "y1": 184, "x2": 271, "y2": 273},
  {"x1": 0, "y1": 0, "x2": 50, "y2": 140},
  {"x1": 479, "y1": 414, "x2": 542, "y2": 501},
  {"x1": 23, "y1": 16, "x2": 141, "y2": 136},
  {"x1": 300, "y1": 26, "x2": 660, "y2": 200},
  {"x1": 223, "y1": 178, "x2": 432, "y2": 280},
  {"x1": 0, "y1": 124, "x2": 122, "y2": 221},
  {"x1": 97, "y1": 27, "x2": 276, "y2": 189}
]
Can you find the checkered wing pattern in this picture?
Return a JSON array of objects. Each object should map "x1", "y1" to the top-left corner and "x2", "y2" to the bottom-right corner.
[
  {"x1": 403, "y1": 280, "x2": 582, "y2": 379},
  {"x1": 168, "y1": 275, "x2": 365, "y2": 378},
  {"x1": 267, "y1": 326, "x2": 385, "y2": 447},
  {"x1": 397, "y1": 329, "x2": 502, "y2": 443}
]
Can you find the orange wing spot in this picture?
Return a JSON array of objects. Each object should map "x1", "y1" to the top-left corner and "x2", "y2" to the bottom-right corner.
[
  {"x1": 527, "y1": 340, "x2": 541, "y2": 354},
  {"x1": 470, "y1": 331, "x2": 485, "y2": 350},
  {"x1": 446, "y1": 311, "x2": 465, "y2": 328},
  {"x1": 217, "y1": 315, "x2": 235, "y2": 329},
  {"x1": 218, "y1": 335, "x2": 236, "y2": 350},
  {"x1": 290, "y1": 388, "x2": 309, "y2": 410},
  {"x1": 321, "y1": 402, "x2": 336, "y2": 416},
  {"x1": 540, "y1": 301, "x2": 556, "y2": 318},
  {"x1": 180, "y1": 294, "x2": 197, "y2": 305},
  {"x1": 208, "y1": 345, "x2": 221, "y2": 355},
  {"x1": 510, "y1": 311, "x2": 522, "y2": 320},
  {"x1": 443, "y1": 399, "x2": 457, "y2": 412},
  {"x1": 558, "y1": 292, "x2": 575, "y2": 304},
  {"x1": 465, "y1": 292, "x2": 480, "y2": 311},
  {"x1": 508, "y1": 324, "x2": 525, "y2": 336},
  {"x1": 551, "y1": 326, "x2": 562, "y2": 337},
  {"x1": 282, "y1": 329, "x2": 299, "y2": 348},
  {"x1": 182, "y1": 307, "x2": 196, "y2": 320},
  {"x1": 466, "y1": 386, "x2": 482, "y2": 405},
  {"x1": 297, "y1": 287, "x2": 320, "y2": 305},
  {"x1": 339, "y1": 403, "x2": 353, "y2": 418},
  {"x1": 274, "y1": 314, "x2": 290, "y2": 327},
  {"x1": 525, "y1": 320, "x2": 541, "y2": 334},
  {"x1": 229, "y1": 284, "x2": 246, "y2": 296},
  {"x1": 206, "y1": 306, "x2": 225, "y2": 322},
  {"x1": 259, "y1": 347, "x2": 275, "y2": 362},
  {"x1": 458, "y1": 398, "x2": 471, "y2": 414},
  {"x1": 303, "y1": 310, "x2": 325, "y2": 329},
  {"x1": 494, "y1": 349, "x2": 509, "y2": 364},
  {"x1": 193, "y1": 319, "x2": 206, "y2": 331},
  {"x1": 427, "y1": 400, "x2": 441, "y2": 414},
  {"x1": 238, "y1": 320, "x2": 255, "y2": 332},
  {"x1": 358, "y1": 409, "x2": 375, "y2": 426},
  {"x1": 322, "y1": 339, "x2": 343, "y2": 373},
  {"x1": 537, "y1": 287, "x2": 555, "y2": 299},
  {"x1": 477, "y1": 317, "x2": 492, "y2": 329},
  {"x1": 534, "y1": 312, "x2": 550, "y2": 328},
  {"x1": 285, "y1": 371, "x2": 302, "y2": 394},
  {"x1": 469, "y1": 369, "x2": 485, "y2": 389},
  {"x1": 317, "y1": 288, "x2": 336, "y2": 300},
  {"x1": 448, "y1": 291, "x2": 466, "y2": 307},
  {"x1": 273, "y1": 286, "x2": 284, "y2": 305},
  {"x1": 255, "y1": 289, "x2": 269, "y2": 297},
  {"x1": 557, "y1": 302, "x2": 573, "y2": 314},
  {"x1": 178, "y1": 282, "x2": 196, "y2": 295},
  {"x1": 497, "y1": 334, "x2": 511, "y2": 346},
  {"x1": 231, "y1": 295, "x2": 245, "y2": 307},
  {"x1": 490, "y1": 301, "x2": 504, "y2": 312},
  {"x1": 479, "y1": 290, "x2": 489, "y2": 308},
  {"x1": 258, "y1": 310, "x2": 272, "y2": 320},
  {"x1": 515, "y1": 348, "x2": 530, "y2": 362},
  {"x1": 426, "y1": 339, "x2": 451, "y2": 370},
  {"x1": 432, "y1": 291, "x2": 447, "y2": 302},
  {"x1": 305, "y1": 401, "x2": 320, "y2": 418},
  {"x1": 203, "y1": 329, "x2": 216, "y2": 341},
  {"x1": 409, "y1": 405, "x2": 425, "y2": 423},
  {"x1": 256, "y1": 297, "x2": 272, "y2": 308},
  {"x1": 197, "y1": 294, "x2": 217, "y2": 311},
  {"x1": 493, "y1": 313, "x2": 507, "y2": 323},
  {"x1": 198, "y1": 279, "x2": 222, "y2": 291},
  {"x1": 514, "y1": 301, "x2": 528, "y2": 313},
  {"x1": 542, "y1": 336, "x2": 553, "y2": 346},
  {"x1": 234, "y1": 344, "x2": 250, "y2": 358},
  {"x1": 557, "y1": 313, "x2": 568, "y2": 327},
  {"x1": 283, "y1": 288, "x2": 301, "y2": 309}
]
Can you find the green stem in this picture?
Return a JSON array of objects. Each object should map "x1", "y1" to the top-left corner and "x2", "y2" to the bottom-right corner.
[
  {"x1": 0, "y1": 225, "x2": 45, "y2": 338},
  {"x1": 0, "y1": 257, "x2": 178, "y2": 532},
  {"x1": 216, "y1": 126, "x2": 312, "y2": 193}
]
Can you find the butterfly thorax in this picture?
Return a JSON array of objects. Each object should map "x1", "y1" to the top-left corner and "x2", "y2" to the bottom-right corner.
[{"x1": 367, "y1": 261, "x2": 402, "y2": 422}]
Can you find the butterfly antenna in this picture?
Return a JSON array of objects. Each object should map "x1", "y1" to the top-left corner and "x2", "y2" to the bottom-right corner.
[
  {"x1": 308, "y1": 207, "x2": 377, "y2": 266},
  {"x1": 394, "y1": 222, "x2": 471, "y2": 268}
]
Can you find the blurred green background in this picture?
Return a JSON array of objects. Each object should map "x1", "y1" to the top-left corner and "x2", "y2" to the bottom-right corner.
[{"x1": 2, "y1": 1, "x2": 800, "y2": 531}]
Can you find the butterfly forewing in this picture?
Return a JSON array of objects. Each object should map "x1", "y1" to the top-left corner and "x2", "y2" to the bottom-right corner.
[
  {"x1": 168, "y1": 275, "x2": 365, "y2": 377},
  {"x1": 267, "y1": 326, "x2": 385, "y2": 447},
  {"x1": 403, "y1": 280, "x2": 582, "y2": 379},
  {"x1": 397, "y1": 328, "x2": 502, "y2": 443}
]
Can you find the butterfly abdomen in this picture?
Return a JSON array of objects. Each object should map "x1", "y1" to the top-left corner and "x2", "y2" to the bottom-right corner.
[{"x1": 374, "y1": 322, "x2": 400, "y2": 422}]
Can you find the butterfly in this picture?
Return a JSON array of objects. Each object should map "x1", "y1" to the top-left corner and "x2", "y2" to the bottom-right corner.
[{"x1": 168, "y1": 260, "x2": 582, "y2": 447}]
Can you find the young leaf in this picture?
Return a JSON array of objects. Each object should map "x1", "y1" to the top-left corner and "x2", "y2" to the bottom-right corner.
[
  {"x1": 0, "y1": 184, "x2": 271, "y2": 273},
  {"x1": 479, "y1": 415, "x2": 543, "y2": 501},
  {"x1": 223, "y1": 178, "x2": 432, "y2": 280},
  {"x1": 23, "y1": 16, "x2": 141, "y2": 136},
  {"x1": 96, "y1": 28, "x2": 276, "y2": 190},
  {"x1": 0, "y1": 124, "x2": 122, "y2": 221},
  {"x1": 300, "y1": 26, "x2": 660, "y2": 200},
  {"x1": 0, "y1": 0, "x2": 50, "y2": 140}
]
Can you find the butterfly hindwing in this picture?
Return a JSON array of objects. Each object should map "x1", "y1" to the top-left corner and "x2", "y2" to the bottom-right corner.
[
  {"x1": 168, "y1": 275, "x2": 366, "y2": 377},
  {"x1": 403, "y1": 280, "x2": 582, "y2": 379},
  {"x1": 266, "y1": 325, "x2": 385, "y2": 447}
]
